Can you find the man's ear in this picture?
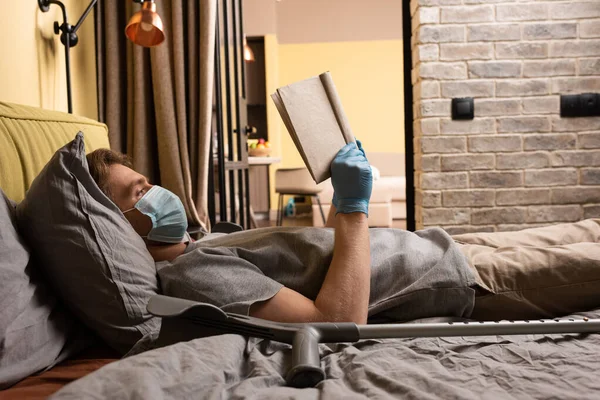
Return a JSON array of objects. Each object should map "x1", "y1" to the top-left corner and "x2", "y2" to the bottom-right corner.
[{"x1": 124, "y1": 209, "x2": 152, "y2": 237}]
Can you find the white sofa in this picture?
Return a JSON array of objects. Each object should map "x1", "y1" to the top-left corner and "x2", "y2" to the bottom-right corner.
[{"x1": 312, "y1": 152, "x2": 406, "y2": 227}]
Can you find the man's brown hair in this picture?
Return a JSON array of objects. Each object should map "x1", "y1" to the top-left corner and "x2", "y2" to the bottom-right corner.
[{"x1": 86, "y1": 148, "x2": 133, "y2": 199}]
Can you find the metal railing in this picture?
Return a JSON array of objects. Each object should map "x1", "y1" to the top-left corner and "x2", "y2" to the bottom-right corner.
[{"x1": 209, "y1": 0, "x2": 251, "y2": 229}]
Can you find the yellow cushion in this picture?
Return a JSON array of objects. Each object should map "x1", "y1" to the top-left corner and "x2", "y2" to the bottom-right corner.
[{"x1": 0, "y1": 102, "x2": 110, "y2": 203}]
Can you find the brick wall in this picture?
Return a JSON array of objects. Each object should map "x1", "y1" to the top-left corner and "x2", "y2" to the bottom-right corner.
[{"x1": 411, "y1": 0, "x2": 600, "y2": 233}]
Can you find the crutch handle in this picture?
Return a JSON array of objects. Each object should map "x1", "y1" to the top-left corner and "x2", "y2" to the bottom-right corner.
[{"x1": 286, "y1": 326, "x2": 325, "y2": 388}]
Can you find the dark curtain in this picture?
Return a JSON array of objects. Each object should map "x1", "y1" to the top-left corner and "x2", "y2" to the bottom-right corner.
[{"x1": 95, "y1": 0, "x2": 217, "y2": 230}]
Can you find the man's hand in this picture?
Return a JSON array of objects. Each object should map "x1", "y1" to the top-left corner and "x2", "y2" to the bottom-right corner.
[{"x1": 331, "y1": 141, "x2": 373, "y2": 216}]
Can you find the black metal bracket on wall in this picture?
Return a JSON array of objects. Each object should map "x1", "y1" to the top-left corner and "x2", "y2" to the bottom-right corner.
[
  {"x1": 38, "y1": 0, "x2": 98, "y2": 114},
  {"x1": 402, "y1": 0, "x2": 415, "y2": 231}
]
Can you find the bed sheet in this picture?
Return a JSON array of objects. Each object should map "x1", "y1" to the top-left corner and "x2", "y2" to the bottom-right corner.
[{"x1": 51, "y1": 307, "x2": 600, "y2": 399}]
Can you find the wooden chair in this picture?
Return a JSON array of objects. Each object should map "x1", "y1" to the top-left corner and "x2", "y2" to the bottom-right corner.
[{"x1": 274, "y1": 168, "x2": 326, "y2": 226}]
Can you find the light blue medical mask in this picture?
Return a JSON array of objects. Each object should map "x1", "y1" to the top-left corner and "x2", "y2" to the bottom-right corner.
[{"x1": 123, "y1": 185, "x2": 188, "y2": 243}]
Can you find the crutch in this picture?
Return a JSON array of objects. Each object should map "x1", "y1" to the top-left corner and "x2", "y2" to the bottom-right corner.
[{"x1": 147, "y1": 295, "x2": 600, "y2": 389}]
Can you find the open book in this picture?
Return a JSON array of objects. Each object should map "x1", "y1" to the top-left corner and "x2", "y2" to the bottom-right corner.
[{"x1": 271, "y1": 72, "x2": 356, "y2": 183}]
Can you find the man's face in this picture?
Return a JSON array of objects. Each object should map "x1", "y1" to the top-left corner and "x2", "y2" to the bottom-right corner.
[{"x1": 107, "y1": 164, "x2": 153, "y2": 237}]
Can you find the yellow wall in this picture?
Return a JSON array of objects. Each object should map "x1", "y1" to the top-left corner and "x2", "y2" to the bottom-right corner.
[
  {"x1": 267, "y1": 39, "x2": 405, "y2": 209},
  {"x1": 0, "y1": 1, "x2": 97, "y2": 119}
]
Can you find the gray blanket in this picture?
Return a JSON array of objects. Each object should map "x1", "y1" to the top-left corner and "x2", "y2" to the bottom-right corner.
[
  {"x1": 158, "y1": 227, "x2": 477, "y2": 322},
  {"x1": 52, "y1": 308, "x2": 600, "y2": 399}
]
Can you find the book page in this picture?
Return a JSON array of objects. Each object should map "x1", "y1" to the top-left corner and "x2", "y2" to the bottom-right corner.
[
  {"x1": 276, "y1": 76, "x2": 347, "y2": 183},
  {"x1": 270, "y1": 92, "x2": 312, "y2": 172}
]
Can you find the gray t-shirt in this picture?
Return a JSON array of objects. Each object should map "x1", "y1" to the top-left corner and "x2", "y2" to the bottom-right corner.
[{"x1": 157, "y1": 227, "x2": 477, "y2": 322}]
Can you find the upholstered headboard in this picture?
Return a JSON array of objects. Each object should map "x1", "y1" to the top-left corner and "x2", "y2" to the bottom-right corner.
[{"x1": 0, "y1": 101, "x2": 110, "y2": 202}]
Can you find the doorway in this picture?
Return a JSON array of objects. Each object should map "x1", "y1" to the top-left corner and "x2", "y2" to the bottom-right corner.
[{"x1": 242, "y1": 0, "x2": 409, "y2": 229}]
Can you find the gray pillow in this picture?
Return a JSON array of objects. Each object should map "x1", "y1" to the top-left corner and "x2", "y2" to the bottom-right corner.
[
  {"x1": 0, "y1": 189, "x2": 81, "y2": 389},
  {"x1": 16, "y1": 133, "x2": 160, "y2": 354}
]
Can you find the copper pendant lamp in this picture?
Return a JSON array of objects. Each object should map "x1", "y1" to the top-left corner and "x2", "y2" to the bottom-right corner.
[{"x1": 125, "y1": 0, "x2": 165, "y2": 47}]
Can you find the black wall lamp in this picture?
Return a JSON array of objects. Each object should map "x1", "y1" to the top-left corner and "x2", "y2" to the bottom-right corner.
[
  {"x1": 38, "y1": 0, "x2": 165, "y2": 114},
  {"x1": 38, "y1": 0, "x2": 97, "y2": 114}
]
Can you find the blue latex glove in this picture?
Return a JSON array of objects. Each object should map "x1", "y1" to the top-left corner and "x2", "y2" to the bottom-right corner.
[
  {"x1": 356, "y1": 139, "x2": 367, "y2": 158},
  {"x1": 330, "y1": 141, "x2": 373, "y2": 216},
  {"x1": 331, "y1": 140, "x2": 368, "y2": 209}
]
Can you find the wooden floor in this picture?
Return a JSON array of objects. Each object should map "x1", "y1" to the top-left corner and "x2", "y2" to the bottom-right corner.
[
  {"x1": 254, "y1": 216, "x2": 312, "y2": 228},
  {"x1": 255, "y1": 216, "x2": 407, "y2": 230}
]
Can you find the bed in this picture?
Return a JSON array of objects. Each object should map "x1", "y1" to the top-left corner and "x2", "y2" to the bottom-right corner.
[
  {"x1": 50, "y1": 309, "x2": 600, "y2": 399},
  {"x1": 2, "y1": 345, "x2": 119, "y2": 400},
  {"x1": 0, "y1": 102, "x2": 120, "y2": 398},
  {"x1": 1, "y1": 101, "x2": 600, "y2": 399}
]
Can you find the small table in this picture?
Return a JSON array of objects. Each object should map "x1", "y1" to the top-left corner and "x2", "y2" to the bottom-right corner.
[
  {"x1": 248, "y1": 156, "x2": 282, "y2": 166},
  {"x1": 248, "y1": 156, "x2": 281, "y2": 227}
]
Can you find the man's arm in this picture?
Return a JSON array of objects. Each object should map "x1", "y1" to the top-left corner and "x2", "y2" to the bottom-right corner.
[
  {"x1": 251, "y1": 142, "x2": 372, "y2": 324},
  {"x1": 316, "y1": 212, "x2": 370, "y2": 322},
  {"x1": 251, "y1": 212, "x2": 370, "y2": 323},
  {"x1": 147, "y1": 243, "x2": 187, "y2": 262},
  {"x1": 325, "y1": 203, "x2": 336, "y2": 228}
]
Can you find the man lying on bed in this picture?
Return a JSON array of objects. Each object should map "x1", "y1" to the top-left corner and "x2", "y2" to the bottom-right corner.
[{"x1": 86, "y1": 143, "x2": 600, "y2": 326}]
